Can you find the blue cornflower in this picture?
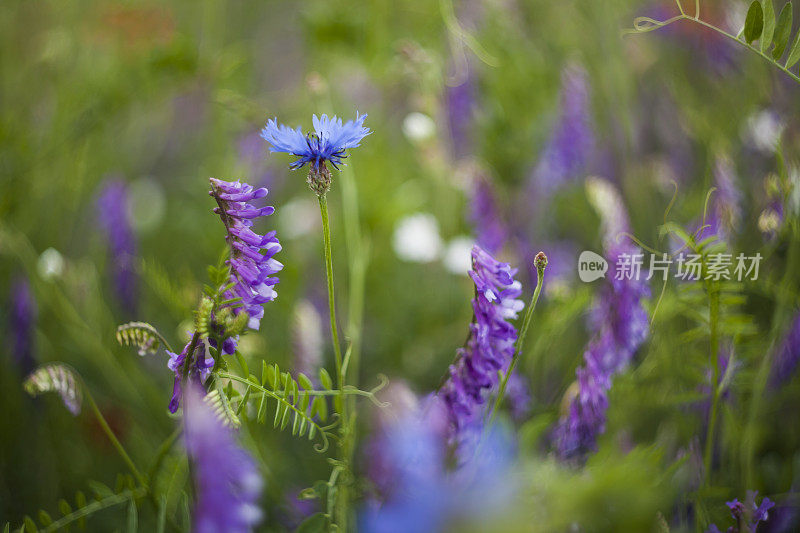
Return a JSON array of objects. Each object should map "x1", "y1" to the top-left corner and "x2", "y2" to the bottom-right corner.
[{"x1": 261, "y1": 113, "x2": 370, "y2": 171}]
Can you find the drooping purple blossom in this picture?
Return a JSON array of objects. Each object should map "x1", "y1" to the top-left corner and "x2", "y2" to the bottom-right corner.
[
  {"x1": 770, "y1": 313, "x2": 800, "y2": 388},
  {"x1": 96, "y1": 179, "x2": 138, "y2": 314},
  {"x1": 554, "y1": 179, "x2": 650, "y2": 460},
  {"x1": 166, "y1": 337, "x2": 214, "y2": 414},
  {"x1": 469, "y1": 175, "x2": 507, "y2": 255},
  {"x1": 184, "y1": 384, "x2": 263, "y2": 533},
  {"x1": 261, "y1": 113, "x2": 370, "y2": 170},
  {"x1": 439, "y1": 245, "x2": 523, "y2": 454},
  {"x1": 210, "y1": 178, "x2": 283, "y2": 331},
  {"x1": 9, "y1": 278, "x2": 36, "y2": 374},
  {"x1": 529, "y1": 63, "x2": 595, "y2": 199},
  {"x1": 707, "y1": 491, "x2": 774, "y2": 533}
]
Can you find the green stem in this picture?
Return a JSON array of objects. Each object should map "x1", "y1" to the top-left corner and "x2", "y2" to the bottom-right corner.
[
  {"x1": 85, "y1": 390, "x2": 148, "y2": 489},
  {"x1": 318, "y1": 195, "x2": 345, "y2": 394},
  {"x1": 703, "y1": 280, "x2": 721, "y2": 486},
  {"x1": 488, "y1": 264, "x2": 545, "y2": 425}
]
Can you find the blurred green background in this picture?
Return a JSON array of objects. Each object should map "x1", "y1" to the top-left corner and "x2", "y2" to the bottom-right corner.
[{"x1": 2, "y1": 0, "x2": 800, "y2": 530}]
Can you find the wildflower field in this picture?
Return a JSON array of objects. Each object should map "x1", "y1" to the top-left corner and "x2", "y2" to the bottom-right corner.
[{"x1": 3, "y1": 0, "x2": 800, "y2": 531}]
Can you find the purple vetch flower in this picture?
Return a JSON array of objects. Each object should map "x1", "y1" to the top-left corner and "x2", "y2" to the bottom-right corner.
[
  {"x1": 529, "y1": 63, "x2": 594, "y2": 198},
  {"x1": 770, "y1": 312, "x2": 800, "y2": 388},
  {"x1": 96, "y1": 179, "x2": 138, "y2": 314},
  {"x1": 469, "y1": 175, "x2": 507, "y2": 255},
  {"x1": 184, "y1": 384, "x2": 263, "y2": 533},
  {"x1": 166, "y1": 336, "x2": 214, "y2": 414},
  {"x1": 261, "y1": 113, "x2": 370, "y2": 171},
  {"x1": 708, "y1": 491, "x2": 774, "y2": 533},
  {"x1": 209, "y1": 178, "x2": 283, "y2": 331},
  {"x1": 554, "y1": 179, "x2": 649, "y2": 460},
  {"x1": 9, "y1": 278, "x2": 37, "y2": 374},
  {"x1": 439, "y1": 246, "x2": 523, "y2": 455}
]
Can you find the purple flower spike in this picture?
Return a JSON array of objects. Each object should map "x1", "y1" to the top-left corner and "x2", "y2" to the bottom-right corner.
[
  {"x1": 184, "y1": 384, "x2": 263, "y2": 533},
  {"x1": 770, "y1": 312, "x2": 800, "y2": 388},
  {"x1": 261, "y1": 113, "x2": 370, "y2": 170},
  {"x1": 554, "y1": 179, "x2": 649, "y2": 460},
  {"x1": 210, "y1": 178, "x2": 283, "y2": 331},
  {"x1": 440, "y1": 245, "x2": 523, "y2": 456},
  {"x1": 96, "y1": 179, "x2": 139, "y2": 314},
  {"x1": 9, "y1": 278, "x2": 37, "y2": 374}
]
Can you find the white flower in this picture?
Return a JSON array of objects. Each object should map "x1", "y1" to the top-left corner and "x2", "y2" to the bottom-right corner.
[{"x1": 393, "y1": 213, "x2": 442, "y2": 263}]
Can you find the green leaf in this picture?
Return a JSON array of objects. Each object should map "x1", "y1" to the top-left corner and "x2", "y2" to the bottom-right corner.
[
  {"x1": 22, "y1": 517, "x2": 37, "y2": 533},
  {"x1": 319, "y1": 368, "x2": 333, "y2": 390},
  {"x1": 762, "y1": 0, "x2": 776, "y2": 52},
  {"x1": 261, "y1": 360, "x2": 270, "y2": 386},
  {"x1": 773, "y1": 2, "x2": 793, "y2": 58},
  {"x1": 156, "y1": 496, "x2": 167, "y2": 533},
  {"x1": 745, "y1": 1, "x2": 764, "y2": 43},
  {"x1": 297, "y1": 373, "x2": 314, "y2": 390},
  {"x1": 785, "y1": 26, "x2": 800, "y2": 66},
  {"x1": 235, "y1": 352, "x2": 248, "y2": 377},
  {"x1": 87, "y1": 481, "x2": 114, "y2": 500},
  {"x1": 296, "y1": 513, "x2": 328, "y2": 533},
  {"x1": 3, "y1": 523, "x2": 9, "y2": 533},
  {"x1": 36, "y1": 511, "x2": 51, "y2": 527},
  {"x1": 58, "y1": 499, "x2": 72, "y2": 517},
  {"x1": 126, "y1": 499, "x2": 138, "y2": 533}
]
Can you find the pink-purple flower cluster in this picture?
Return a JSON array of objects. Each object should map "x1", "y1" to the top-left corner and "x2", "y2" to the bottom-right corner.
[
  {"x1": 707, "y1": 491, "x2": 774, "y2": 533},
  {"x1": 440, "y1": 245, "x2": 523, "y2": 453},
  {"x1": 166, "y1": 337, "x2": 213, "y2": 414},
  {"x1": 184, "y1": 385, "x2": 263, "y2": 533},
  {"x1": 210, "y1": 178, "x2": 283, "y2": 331}
]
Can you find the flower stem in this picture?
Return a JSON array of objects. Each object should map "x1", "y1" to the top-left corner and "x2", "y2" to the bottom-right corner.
[
  {"x1": 703, "y1": 279, "x2": 721, "y2": 486},
  {"x1": 489, "y1": 260, "x2": 546, "y2": 425},
  {"x1": 318, "y1": 194, "x2": 345, "y2": 395},
  {"x1": 86, "y1": 389, "x2": 148, "y2": 488}
]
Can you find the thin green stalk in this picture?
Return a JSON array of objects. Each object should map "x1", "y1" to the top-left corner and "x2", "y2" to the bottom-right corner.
[
  {"x1": 703, "y1": 281, "x2": 721, "y2": 486},
  {"x1": 317, "y1": 193, "x2": 351, "y2": 531},
  {"x1": 318, "y1": 195, "x2": 345, "y2": 392},
  {"x1": 488, "y1": 260, "x2": 546, "y2": 425},
  {"x1": 85, "y1": 390, "x2": 147, "y2": 489}
]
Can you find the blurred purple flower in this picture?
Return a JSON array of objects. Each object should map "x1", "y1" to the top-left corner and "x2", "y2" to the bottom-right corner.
[
  {"x1": 554, "y1": 180, "x2": 649, "y2": 460},
  {"x1": 210, "y1": 178, "x2": 283, "y2": 331},
  {"x1": 238, "y1": 130, "x2": 278, "y2": 189},
  {"x1": 261, "y1": 113, "x2": 370, "y2": 170},
  {"x1": 291, "y1": 299, "x2": 323, "y2": 379},
  {"x1": 184, "y1": 384, "x2": 263, "y2": 533},
  {"x1": 445, "y1": 73, "x2": 476, "y2": 160},
  {"x1": 440, "y1": 246, "x2": 523, "y2": 455},
  {"x1": 96, "y1": 179, "x2": 138, "y2": 314},
  {"x1": 708, "y1": 491, "x2": 774, "y2": 533},
  {"x1": 504, "y1": 373, "x2": 532, "y2": 421},
  {"x1": 694, "y1": 156, "x2": 741, "y2": 245},
  {"x1": 470, "y1": 175, "x2": 507, "y2": 255},
  {"x1": 9, "y1": 278, "x2": 36, "y2": 374},
  {"x1": 529, "y1": 63, "x2": 594, "y2": 199},
  {"x1": 770, "y1": 313, "x2": 800, "y2": 388},
  {"x1": 361, "y1": 396, "x2": 515, "y2": 533}
]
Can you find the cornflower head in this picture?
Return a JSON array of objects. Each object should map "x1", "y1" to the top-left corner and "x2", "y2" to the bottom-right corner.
[
  {"x1": 184, "y1": 384, "x2": 263, "y2": 533},
  {"x1": 261, "y1": 113, "x2": 370, "y2": 196},
  {"x1": 9, "y1": 277, "x2": 36, "y2": 374},
  {"x1": 770, "y1": 312, "x2": 800, "y2": 388},
  {"x1": 96, "y1": 178, "x2": 138, "y2": 314},
  {"x1": 707, "y1": 491, "x2": 774, "y2": 533},
  {"x1": 439, "y1": 245, "x2": 523, "y2": 455},
  {"x1": 209, "y1": 178, "x2": 283, "y2": 332}
]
